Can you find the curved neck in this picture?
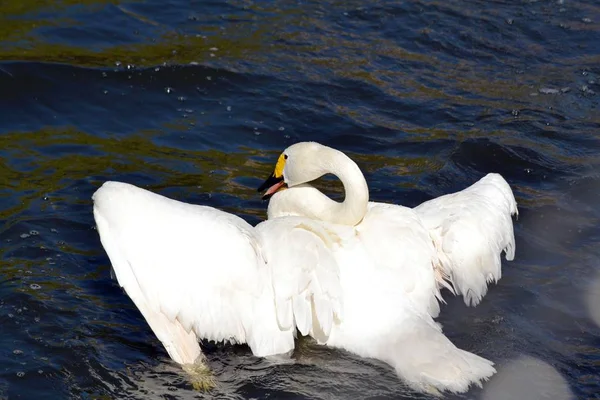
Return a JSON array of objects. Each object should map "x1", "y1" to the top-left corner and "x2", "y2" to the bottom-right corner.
[
  {"x1": 271, "y1": 148, "x2": 369, "y2": 226},
  {"x1": 324, "y1": 149, "x2": 369, "y2": 225}
]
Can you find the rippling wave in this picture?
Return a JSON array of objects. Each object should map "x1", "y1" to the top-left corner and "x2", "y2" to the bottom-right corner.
[{"x1": 1, "y1": 0, "x2": 599, "y2": 398}]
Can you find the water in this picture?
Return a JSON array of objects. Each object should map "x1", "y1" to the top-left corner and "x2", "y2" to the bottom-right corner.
[{"x1": 1, "y1": 0, "x2": 599, "y2": 398}]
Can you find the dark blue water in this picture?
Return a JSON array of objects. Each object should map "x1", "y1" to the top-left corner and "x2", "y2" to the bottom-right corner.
[{"x1": 1, "y1": 0, "x2": 600, "y2": 398}]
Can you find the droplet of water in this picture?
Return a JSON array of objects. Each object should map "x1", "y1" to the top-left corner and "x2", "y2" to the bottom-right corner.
[
  {"x1": 539, "y1": 87, "x2": 559, "y2": 94},
  {"x1": 206, "y1": 76, "x2": 212, "y2": 81},
  {"x1": 210, "y1": 53, "x2": 215, "y2": 57},
  {"x1": 20, "y1": 233, "x2": 30, "y2": 239},
  {"x1": 279, "y1": 126, "x2": 285, "y2": 131},
  {"x1": 38, "y1": 370, "x2": 43, "y2": 374},
  {"x1": 560, "y1": 87, "x2": 571, "y2": 93},
  {"x1": 13, "y1": 349, "x2": 23, "y2": 355},
  {"x1": 102, "y1": 72, "x2": 107, "y2": 78},
  {"x1": 115, "y1": 61, "x2": 121, "y2": 67},
  {"x1": 209, "y1": 47, "x2": 218, "y2": 51},
  {"x1": 511, "y1": 110, "x2": 519, "y2": 117},
  {"x1": 226, "y1": 106, "x2": 231, "y2": 111},
  {"x1": 506, "y1": 18, "x2": 514, "y2": 25},
  {"x1": 29, "y1": 230, "x2": 39, "y2": 236},
  {"x1": 30, "y1": 284, "x2": 41, "y2": 290},
  {"x1": 177, "y1": 96, "x2": 186, "y2": 102},
  {"x1": 582, "y1": 17, "x2": 592, "y2": 24},
  {"x1": 16, "y1": 372, "x2": 25, "y2": 378},
  {"x1": 165, "y1": 87, "x2": 173, "y2": 94},
  {"x1": 103, "y1": 90, "x2": 108, "y2": 95}
]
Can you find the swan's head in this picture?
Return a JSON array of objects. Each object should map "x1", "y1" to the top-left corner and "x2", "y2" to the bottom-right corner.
[{"x1": 257, "y1": 142, "x2": 329, "y2": 200}]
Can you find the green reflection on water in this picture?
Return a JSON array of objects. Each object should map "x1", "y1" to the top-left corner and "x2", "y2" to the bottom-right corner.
[
  {"x1": 0, "y1": 0, "x2": 270, "y2": 67},
  {"x1": 0, "y1": 124, "x2": 435, "y2": 225},
  {"x1": 0, "y1": 127, "x2": 266, "y2": 223}
]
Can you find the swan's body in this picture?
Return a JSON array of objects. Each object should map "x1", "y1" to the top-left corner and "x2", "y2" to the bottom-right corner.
[
  {"x1": 93, "y1": 184, "x2": 498, "y2": 395},
  {"x1": 92, "y1": 141, "x2": 516, "y2": 396}
]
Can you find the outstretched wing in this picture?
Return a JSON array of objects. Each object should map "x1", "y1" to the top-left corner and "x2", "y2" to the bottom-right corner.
[
  {"x1": 93, "y1": 181, "x2": 289, "y2": 363},
  {"x1": 414, "y1": 173, "x2": 518, "y2": 306}
]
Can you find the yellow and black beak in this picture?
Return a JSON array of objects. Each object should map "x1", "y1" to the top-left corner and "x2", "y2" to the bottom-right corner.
[
  {"x1": 257, "y1": 173, "x2": 285, "y2": 200},
  {"x1": 257, "y1": 153, "x2": 288, "y2": 200}
]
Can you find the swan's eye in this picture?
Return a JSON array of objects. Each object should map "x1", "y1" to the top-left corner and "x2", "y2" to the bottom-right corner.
[{"x1": 284, "y1": 154, "x2": 288, "y2": 160}]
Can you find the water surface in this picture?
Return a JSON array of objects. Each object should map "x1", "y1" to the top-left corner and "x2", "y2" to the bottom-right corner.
[{"x1": 1, "y1": 0, "x2": 600, "y2": 399}]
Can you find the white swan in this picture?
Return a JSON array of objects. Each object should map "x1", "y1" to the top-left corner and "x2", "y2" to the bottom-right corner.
[
  {"x1": 260, "y1": 142, "x2": 518, "y2": 313},
  {"x1": 92, "y1": 141, "x2": 512, "y2": 395}
]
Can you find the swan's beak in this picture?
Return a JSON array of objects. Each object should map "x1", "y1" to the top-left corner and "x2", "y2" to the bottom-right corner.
[{"x1": 257, "y1": 174, "x2": 286, "y2": 200}]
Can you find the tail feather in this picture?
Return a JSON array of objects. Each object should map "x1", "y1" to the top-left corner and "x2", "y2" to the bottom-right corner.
[
  {"x1": 329, "y1": 301, "x2": 496, "y2": 396},
  {"x1": 388, "y1": 314, "x2": 496, "y2": 395}
]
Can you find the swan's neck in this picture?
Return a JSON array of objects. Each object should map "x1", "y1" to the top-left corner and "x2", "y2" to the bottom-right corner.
[
  {"x1": 323, "y1": 150, "x2": 369, "y2": 225},
  {"x1": 271, "y1": 149, "x2": 369, "y2": 226}
]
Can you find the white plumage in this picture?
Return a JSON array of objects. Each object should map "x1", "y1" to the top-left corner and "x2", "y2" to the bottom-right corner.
[
  {"x1": 92, "y1": 141, "x2": 518, "y2": 396},
  {"x1": 414, "y1": 173, "x2": 518, "y2": 307},
  {"x1": 266, "y1": 142, "x2": 518, "y2": 317}
]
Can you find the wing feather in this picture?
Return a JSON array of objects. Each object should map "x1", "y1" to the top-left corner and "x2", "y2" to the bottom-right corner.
[
  {"x1": 255, "y1": 217, "x2": 343, "y2": 343},
  {"x1": 93, "y1": 181, "x2": 295, "y2": 361},
  {"x1": 415, "y1": 173, "x2": 518, "y2": 306}
]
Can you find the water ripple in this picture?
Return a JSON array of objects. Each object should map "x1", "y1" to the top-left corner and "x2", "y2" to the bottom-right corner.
[{"x1": 1, "y1": 0, "x2": 600, "y2": 399}]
